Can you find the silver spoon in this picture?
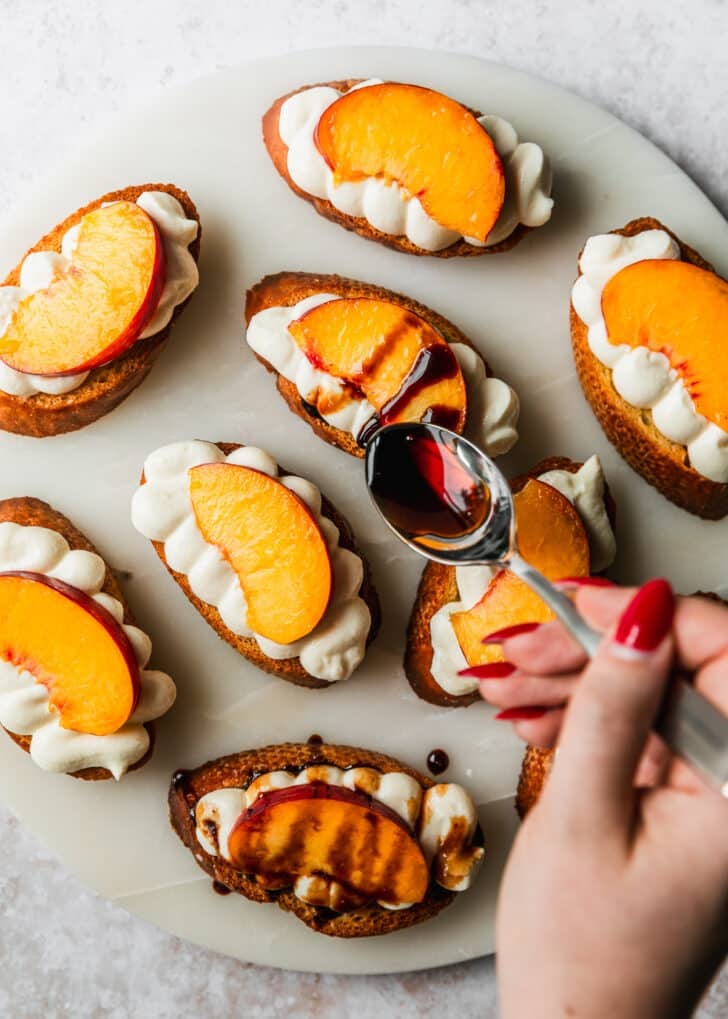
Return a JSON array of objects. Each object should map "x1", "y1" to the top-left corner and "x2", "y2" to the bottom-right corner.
[{"x1": 365, "y1": 422, "x2": 728, "y2": 797}]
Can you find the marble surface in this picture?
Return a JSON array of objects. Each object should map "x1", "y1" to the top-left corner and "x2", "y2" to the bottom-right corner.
[{"x1": 0, "y1": 1, "x2": 726, "y2": 1015}]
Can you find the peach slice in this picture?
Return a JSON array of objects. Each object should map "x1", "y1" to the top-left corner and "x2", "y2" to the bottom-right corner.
[
  {"x1": 315, "y1": 83, "x2": 505, "y2": 242},
  {"x1": 228, "y1": 782, "x2": 430, "y2": 905},
  {"x1": 451, "y1": 480, "x2": 590, "y2": 666},
  {"x1": 288, "y1": 298, "x2": 467, "y2": 434},
  {"x1": 0, "y1": 571, "x2": 140, "y2": 736},
  {"x1": 0, "y1": 201, "x2": 164, "y2": 376},
  {"x1": 188, "y1": 463, "x2": 333, "y2": 645},
  {"x1": 602, "y1": 259, "x2": 728, "y2": 429}
]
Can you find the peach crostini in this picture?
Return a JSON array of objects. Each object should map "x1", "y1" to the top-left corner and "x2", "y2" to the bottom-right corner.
[
  {"x1": 131, "y1": 441, "x2": 379, "y2": 687},
  {"x1": 0, "y1": 497, "x2": 175, "y2": 779},
  {"x1": 169, "y1": 741, "x2": 484, "y2": 937},
  {"x1": 571, "y1": 218, "x2": 728, "y2": 518},
  {"x1": 246, "y1": 272, "x2": 520, "y2": 457},
  {"x1": 262, "y1": 79, "x2": 552, "y2": 256},
  {"x1": 0, "y1": 184, "x2": 200, "y2": 436},
  {"x1": 405, "y1": 456, "x2": 616, "y2": 708}
]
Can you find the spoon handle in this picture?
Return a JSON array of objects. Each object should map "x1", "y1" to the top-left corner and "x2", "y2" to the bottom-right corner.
[
  {"x1": 508, "y1": 553, "x2": 728, "y2": 797},
  {"x1": 508, "y1": 553, "x2": 602, "y2": 656}
]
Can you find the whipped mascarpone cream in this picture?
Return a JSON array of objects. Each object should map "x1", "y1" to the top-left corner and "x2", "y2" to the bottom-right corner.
[
  {"x1": 247, "y1": 293, "x2": 520, "y2": 456},
  {"x1": 131, "y1": 441, "x2": 371, "y2": 682},
  {"x1": 279, "y1": 80, "x2": 553, "y2": 252},
  {"x1": 196, "y1": 765, "x2": 484, "y2": 909},
  {"x1": 0, "y1": 523, "x2": 176, "y2": 778},
  {"x1": 429, "y1": 457, "x2": 616, "y2": 697},
  {"x1": 571, "y1": 230, "x2": 728, "y2": 483},
  {"x1": 0, "y1": 191, "x2": 199, "y2": 398}
]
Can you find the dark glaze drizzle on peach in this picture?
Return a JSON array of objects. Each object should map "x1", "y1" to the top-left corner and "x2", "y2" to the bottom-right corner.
[{"x1": 358, "y1": 343, "x2": 462, "y2": 446}]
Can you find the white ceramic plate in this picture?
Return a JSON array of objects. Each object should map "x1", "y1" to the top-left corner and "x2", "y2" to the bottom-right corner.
[{"x1": 1, "y1": 46, "x2": 726, "y2": 975}]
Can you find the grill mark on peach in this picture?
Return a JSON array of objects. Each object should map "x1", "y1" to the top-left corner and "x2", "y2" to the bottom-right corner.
[{"x1": 379, "y1": 825, "x2": 408, "y2": 900}]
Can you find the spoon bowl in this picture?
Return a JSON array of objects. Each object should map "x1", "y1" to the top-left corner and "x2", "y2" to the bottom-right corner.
[{"x1": 364, "y1": 422, "x2": 515, "y2": 565}]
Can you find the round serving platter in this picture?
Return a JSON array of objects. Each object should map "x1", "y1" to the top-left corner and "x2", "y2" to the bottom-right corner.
[{"x1": 1, "y1": 46, "x2": 726, "y2": 974}]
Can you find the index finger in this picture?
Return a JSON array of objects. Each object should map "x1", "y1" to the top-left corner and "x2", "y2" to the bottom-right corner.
[{"x1": 577, "y1": 587, "x2": 728, "y2": 677}]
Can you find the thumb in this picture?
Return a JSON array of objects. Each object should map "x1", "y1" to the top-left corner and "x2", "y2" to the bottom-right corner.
[{"x1": 547, "y1": 579, "x2": 675, "y2": 836}]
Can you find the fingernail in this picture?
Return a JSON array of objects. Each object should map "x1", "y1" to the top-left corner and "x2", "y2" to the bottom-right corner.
[
  {"x1": 482, "y1": 622, "x2": 541, "y2": 644},
  {"x1": 554, "y1": 576, "x2": 616, "y2": 590},
  {"x1": 612, "y1": 578, "x2": 675, "y2": 654},
  {"x1": 458, "y1": 661, "x2": 516, "y2": 679},
  {"x1": 494, "y1": 706, "x2": 548, "y2": 721}
]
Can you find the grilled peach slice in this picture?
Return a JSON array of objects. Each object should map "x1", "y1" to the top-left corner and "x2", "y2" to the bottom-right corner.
[
  {"x1": 188, "y1": 463, "x2": 332, "y2": 644},
  {"x1": 602, "y1": 259, "x2": 728, "y2": 430},
  {"x1": 228, "y1": 782, "x2": 430, "y2": 905},
  {"x1": 0, "y1": 201, "x2": 164, "y2": 376},
  {"x1": 315, "y1": 83, "x2": 504, "y2": 242},
  {"x1": 288, "y1": 297, "x2": 467, "y2": 433},
  {"x1": 0, "y1": 571, "x2": 140, "y2": 735},
  {"x1": 451, "y1": 479, "x2": 590, "y2": 666}
]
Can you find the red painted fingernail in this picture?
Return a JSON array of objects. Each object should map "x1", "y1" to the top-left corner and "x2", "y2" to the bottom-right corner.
[
  {"x1": 613, "y1": 578, "x2": 675, "y2": 653},
  {"x1": 458, "y1": 661, "x2": 516, "y2": 679},
  {"x1": 494, "y1": 706, "x2": 549, "y2": 721},
  {"x1": 554, "y1": 576, "x2": 616, "y2": 589},
  {"x1": 481, "y1": 622, "x2": 541, "y2": 644}
]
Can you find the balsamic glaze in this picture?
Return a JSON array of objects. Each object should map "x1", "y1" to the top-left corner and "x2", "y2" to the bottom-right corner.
[
  {"x1": 421, "y1": 405, "x2": 463, "y2": 432},
  {"x1": 358, "y1": 344, "x2": 462, "y2": 447},
  {"x1": 300, "y1": 398, "x2": 324, "y2": 421},
  {"x1": 366, "y1": 429, "x2": 490, "y2": 541},
  {"x1": 212, "y1": 880, "x2": 232, "y2": 896},
  {"x1": 171, "y1": 769, "x2": 189, "y2": 790},
  {"x1": 426, "y1": 749, "x2": 450, "y2": 775}
]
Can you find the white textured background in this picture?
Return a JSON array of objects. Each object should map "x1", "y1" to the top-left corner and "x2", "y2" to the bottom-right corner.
[{"x1": 1, "y1": 2, "x2": 726, "y2": 1016}]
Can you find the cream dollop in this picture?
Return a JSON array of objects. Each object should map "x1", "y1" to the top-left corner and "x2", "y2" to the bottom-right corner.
[
  {"x1": 538, "y1": 456, "x2": 616, "y2": 572},
  {"x1": 246, "y1": 294, "x2": 519, "y2": 456},
  {"x1": 0, "y1": 522, "x2": 176, "y2": 779},
  {"x1": 571, "y1": 230, "x2": 728, "y2": 483},
  {"x1": 0, "y1": 191, "x2": 199, "y2": 398},
  {"x1": 419, "y1": 783, "x2": 484, "y2": 893},
  {"x1": 279, "y1": 80, "x2": 552, "y2": 252},
  {"x1": 131, "y1": 441, "x2": 371, "y2": 682},
  {"x1": 429, "y1": 458, "x2": 616, "y2": 697},
  {"x1": 196, "y1": 764, "x2": 482, "y2": 909}
]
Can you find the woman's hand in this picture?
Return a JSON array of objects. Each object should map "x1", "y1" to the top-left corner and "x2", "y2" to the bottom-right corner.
[{"x1": 488, "y1": 581, "x2": 728, "y2": 1019}]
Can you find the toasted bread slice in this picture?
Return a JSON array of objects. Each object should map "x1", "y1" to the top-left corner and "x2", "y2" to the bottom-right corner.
[
  {"x1": 141, "y1": 442, "x2": 380, "y2": 689},
  {"x1": 262, "y1": 80, "x2": 528, "y2": 258},
  {"x1": 169, "y1": 741, "x2": 473, "y2": 937},
  {"x1": 0, "y1": 496, "x2": 155, "y2": 780},
  {"x1": 516, "y1": 745, "x2": 554, "y2": 817},
  {"x1": 405, "y1": 458, "x2": 616, "y2": 708},
  {"x1": 0, "y1": 183, "x2": 201, "y2": 437},
  {"x1": 245, "y1": 271, "x2": 494, "y2": 457},
  {"x1": 571, "y1": 217, "x2": 728, "y2": 519}
]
